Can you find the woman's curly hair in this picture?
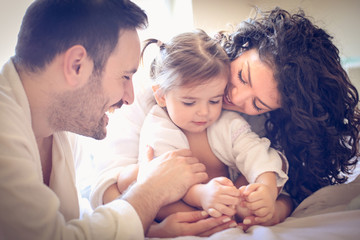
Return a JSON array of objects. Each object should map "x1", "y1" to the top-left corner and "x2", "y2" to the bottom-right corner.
[{"x1": 222, "y1": 7, "x2": 360, "y2": 204}]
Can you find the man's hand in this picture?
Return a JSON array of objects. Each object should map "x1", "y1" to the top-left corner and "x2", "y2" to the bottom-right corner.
[
  {"x1": 137, "y1": 147, "x2": 208, "y2": 206},
  {"x1": 123, "y1": 147, "x2": 208, "y2": 233}
]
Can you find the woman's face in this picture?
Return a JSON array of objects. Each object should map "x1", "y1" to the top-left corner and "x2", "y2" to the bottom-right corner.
[{"x1": 223, "y1": 49, "x2": 281, "y2": 115}]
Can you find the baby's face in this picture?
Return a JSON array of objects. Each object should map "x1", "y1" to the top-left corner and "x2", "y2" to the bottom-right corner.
[{"x1": 164, "y1": 74, "x2": 228, "y2": 134}]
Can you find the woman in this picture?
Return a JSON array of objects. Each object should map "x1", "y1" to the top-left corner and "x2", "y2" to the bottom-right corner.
[
  {"x1": 90, "y1": 7, "x2": 360, "y2": 237},
  {"x1": 221, "y1": 7, "x2": 359, "y2": 205}
]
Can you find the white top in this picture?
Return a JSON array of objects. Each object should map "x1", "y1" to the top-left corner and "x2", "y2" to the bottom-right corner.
[
  {"x1": 0, "y1": 60, "x2": 144, "y2": 240},
  {"x1": 139, "y1": 105, "x2": 288, "y2": 185},
  {"x1": 90, "y1": 87, "x2": 286, "y2": 208}
]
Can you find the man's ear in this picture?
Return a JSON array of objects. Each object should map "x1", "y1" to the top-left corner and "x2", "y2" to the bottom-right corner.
[
  {"x1": 63, "y1": 45, "x2": 93, "y2": 87},
  {"x1": 152, "y1": 85, "x2": 166, "y2": 107}
]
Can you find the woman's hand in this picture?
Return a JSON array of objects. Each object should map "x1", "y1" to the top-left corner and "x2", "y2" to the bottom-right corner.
[
  {"x1": 137, "y1": 146, "x2": 208, "y2": 207},
  {"x1": 147, "y1": 210, "x2": 238, "y2": 238}
]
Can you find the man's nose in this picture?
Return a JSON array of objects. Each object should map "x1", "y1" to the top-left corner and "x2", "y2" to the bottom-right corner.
[{"x1": 123, "y1": 80, "x2": 134, "y2": 105}]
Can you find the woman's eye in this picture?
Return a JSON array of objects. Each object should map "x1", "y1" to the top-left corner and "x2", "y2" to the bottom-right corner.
[
  {"x1": 252, "y1": 99, "x2": 262, "y2": 112},
  {"x1": 123, "y1": 75, "x2": 130, "y2": 80},
  {"x1": 238, "y1": 70, "x2": 247, "y2": 84}
]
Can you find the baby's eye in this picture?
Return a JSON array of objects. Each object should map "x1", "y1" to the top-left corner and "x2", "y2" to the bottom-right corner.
[
  {"x1": 210, "y1": 100, "x2": 220, "y2": 104},
  {"x1": 182, "y1": 101, "x2": 195, "y2": 106}
]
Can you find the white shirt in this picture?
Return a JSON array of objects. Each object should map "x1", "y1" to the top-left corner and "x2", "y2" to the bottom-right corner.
[
  {"x1": 90, "y1": 87, "x2": 287, "y2": 208},
  {"x1": 0, "y1": 60, "x2": 143, "y2": 240},
  {"x1": 139, "y1": 105, "x2": 288, "y2": 185}
]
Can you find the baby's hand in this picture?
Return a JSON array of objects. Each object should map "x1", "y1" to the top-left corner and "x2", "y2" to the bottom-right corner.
[
  {"x1": 200, "y1": 177, "x2": 240, "y2": 217},
  {"x1": 238, "y1": 183, "x2": 276, "y2": 225}
]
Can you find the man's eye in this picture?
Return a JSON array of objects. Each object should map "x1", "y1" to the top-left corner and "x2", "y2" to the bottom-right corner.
[{"x1": 238, "y1": 70, "x2": 247, "y2": 84}]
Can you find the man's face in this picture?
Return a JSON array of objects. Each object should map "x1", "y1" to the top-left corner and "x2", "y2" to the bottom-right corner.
[{"x1": 52, "y1": 29, "x2": 140, "y2": 140}]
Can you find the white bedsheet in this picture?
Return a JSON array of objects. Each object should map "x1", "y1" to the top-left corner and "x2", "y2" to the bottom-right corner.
[{"x1": 148, "y1": 171, "x2": 360, "y2": 240}]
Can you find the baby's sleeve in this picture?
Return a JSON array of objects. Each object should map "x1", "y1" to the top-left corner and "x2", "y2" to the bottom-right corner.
[{"x1": 138, "y1": 105, "x2": 189, "y2": 163}]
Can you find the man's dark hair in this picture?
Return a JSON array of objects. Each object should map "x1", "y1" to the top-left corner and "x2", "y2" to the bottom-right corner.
[{"x1": 13, "y1": 0, "x2": 148, "y2": 73}]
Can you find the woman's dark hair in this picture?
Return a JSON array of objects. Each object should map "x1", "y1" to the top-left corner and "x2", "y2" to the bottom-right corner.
[
  {"x1": 222, "y1": 7, "x2": 360, "y2": 204},
  {"x1": 13, "y1": 0, "x2": 147, "y2": 73}
]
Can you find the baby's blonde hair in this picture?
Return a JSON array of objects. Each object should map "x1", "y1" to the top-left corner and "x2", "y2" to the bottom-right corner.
[{"x1": 141, "y1": 29, "x2": 230, "y2": 94}]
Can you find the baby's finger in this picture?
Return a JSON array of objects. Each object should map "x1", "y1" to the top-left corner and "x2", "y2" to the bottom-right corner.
[
  {"x1": 213, "y1": 203, "x2": 236, "y2": 217},
  {"x1": 216, "y1": 194, "x2": 241, "y2": 206},
  {"x1": 222, "y1": 186, "x2": 241, "y2": 198},
  {"x1": 214, "y1": 177, "x2": 235, "y2": 187},
  {"x1": 246, "y1": 190, "x2": 266, "y2": 202},
  {"x1": 243, "y1": 183, "x2": 260, "y2": 196},
  {"x1": 243, "y1": 199, "x2": 264, "y2": 211},
  {"x1": 238, "y1": 185, "x2": 246, "y2": 194}
]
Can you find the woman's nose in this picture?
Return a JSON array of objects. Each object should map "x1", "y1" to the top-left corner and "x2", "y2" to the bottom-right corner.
[{"x1": 231, "y1": 86, "x2": 251, "y2": 108}]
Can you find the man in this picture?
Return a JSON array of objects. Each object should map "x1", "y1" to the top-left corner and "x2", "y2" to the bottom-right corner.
[{"x1": 0, "y1": 0, "x2": 217, "y2": 239}]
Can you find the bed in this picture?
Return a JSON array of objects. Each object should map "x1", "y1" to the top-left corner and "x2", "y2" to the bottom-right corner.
[{"x1": 147, "y1": 166, "x2": 360, "y2": 240}]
